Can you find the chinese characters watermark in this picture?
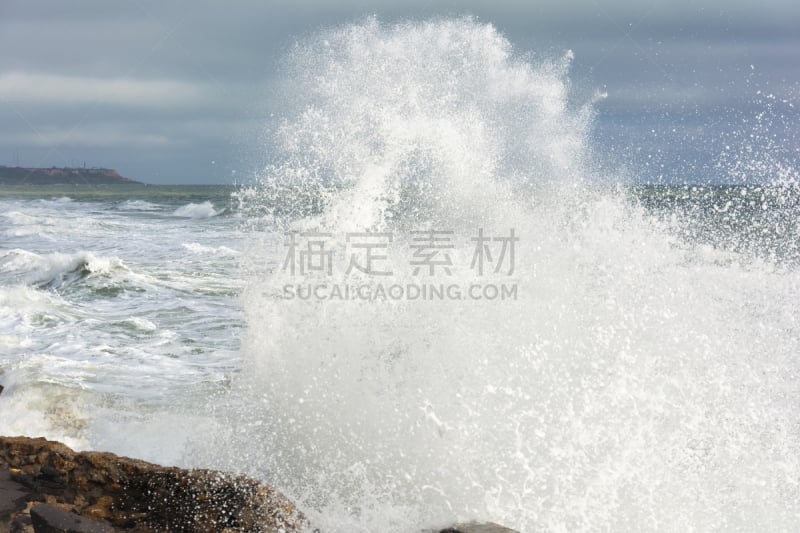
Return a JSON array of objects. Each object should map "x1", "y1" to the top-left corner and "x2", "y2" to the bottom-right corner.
[{"x1": 278, "y1": 228, "x2": 519, "y2": 301}]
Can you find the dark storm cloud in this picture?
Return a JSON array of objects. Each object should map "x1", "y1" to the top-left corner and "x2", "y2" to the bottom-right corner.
[{"x1": 0, "y1": 0, "x2": 797, "y2": 183}]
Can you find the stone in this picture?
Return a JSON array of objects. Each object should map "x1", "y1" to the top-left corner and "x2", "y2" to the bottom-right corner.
[
  {"x1": 11, "y1": 512, "x2": 34, "y2": 533},
  {"x1": 0, "y1": 469, "x2": 32, "y2": 518},
  {"x1": 82, "y1": 496, "x2": 113, "y2": 520},
  {"x1": 0, "y1": 436, "x2": 307, "y2": 532},
  {"x1": 440, "y1": 522, "x2": 520, "y2": 533},
  {"x1": 29, "y1": 503, "x2": 113, "y2": 533}
]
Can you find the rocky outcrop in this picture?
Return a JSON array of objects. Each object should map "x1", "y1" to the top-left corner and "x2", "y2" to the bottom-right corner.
[
  {"x1": 30, "y1": 504, "x2": 114, "y2": 533},
  {"x1": 0, "y1": 166, "x2": 142, "y2": 185},
  {"x1": 0, "y1": 436, "x2": 522, "y2": 532},
  {"x1": 0, "y1": 436, "x2": 305, "y2": 532},
  {"x1": 439, "y1": 522, "x2": 519, "y2": 533}
]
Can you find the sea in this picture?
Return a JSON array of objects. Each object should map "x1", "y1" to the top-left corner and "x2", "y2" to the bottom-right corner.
[{"x1": 1, "y1": 18, "x2": 799, "y2": 533}]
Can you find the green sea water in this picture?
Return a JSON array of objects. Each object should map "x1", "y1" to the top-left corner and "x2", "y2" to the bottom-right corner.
[{"x1": 0, "y1": 183, "x2": 237, "y2": 203}]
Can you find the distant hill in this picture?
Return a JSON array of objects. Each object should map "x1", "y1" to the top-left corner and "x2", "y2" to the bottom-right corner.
[{"x1": 0, "y1": 166, "x2": 142, "y2": 185}]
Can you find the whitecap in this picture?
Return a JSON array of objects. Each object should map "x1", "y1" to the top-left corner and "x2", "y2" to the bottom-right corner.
[
  {"x1": 172, "y1": 201, "x2": 219, "y2": 218},
  {"x1": 182, "y1": 242, "x2": 241, "y2": 255},
  {"x1": 117, "y1": 199, "x2": 162, "y2": 211},
  {"x1": 122, "y1": 316, "x2": 158, "y2": 331},
  {"x1": 0, "y1": 248, "x2": 127, "y2": 290}
]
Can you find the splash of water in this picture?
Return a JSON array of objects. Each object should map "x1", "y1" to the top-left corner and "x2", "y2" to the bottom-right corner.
[{"x1": 196, "y1": 17, "x2": 800, "y2": 532}]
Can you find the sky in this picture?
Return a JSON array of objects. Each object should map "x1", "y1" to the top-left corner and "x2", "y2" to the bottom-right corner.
[{"x1": 0, "y1": 0, "x2": 797, "y2": 184}]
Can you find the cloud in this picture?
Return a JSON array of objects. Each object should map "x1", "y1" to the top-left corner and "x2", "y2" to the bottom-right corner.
[
  {"x1": 0, "y1": 72, "x2": 209, "y2": 109},
  {"x1": 0, "y1": 0, "x2": 797, "y2": 183},
  {"x1": 0, "y1": 115, "x2": 260, "y2": 149},
  {"x1": 0, "y1": 129, "x2": 174, "y2": 148}
]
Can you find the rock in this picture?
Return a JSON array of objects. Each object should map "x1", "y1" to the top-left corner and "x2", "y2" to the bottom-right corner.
[
  {"x1": 0, "y1": 436, "x2": 307, "y2": 532},
  {"x1": 439, "y1": 522, "x2": 520, "y2": 533},
  {"x1": 0, "y1": 166, "x2": 142, "y2": 186},
  {"x1": 11, "y1": 512, "x2": 34, "y2": 533},
  {"x1": 10, "y1": 468, "x2": 65, "y2": 495},
  {"x1": 0, "y1": 469, "x2": 33, "y2": 519},
  {"x1": 29, "y1": 504, "x2": 112, "y2": 533}
]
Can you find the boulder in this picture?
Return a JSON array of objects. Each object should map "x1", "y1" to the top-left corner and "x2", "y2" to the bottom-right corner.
[
  {"x1": 0, "y1": 469, "x2": 33, "y2": 519},
  {"x1": 0, "y1": 436, "x2": 306, "y2": 532},
  {"x1": 440, "y1": 522, "x2": 520, "y2": 533},
  {"x1": 30, "y1": 504, "x2": 112, "y2": 533}
]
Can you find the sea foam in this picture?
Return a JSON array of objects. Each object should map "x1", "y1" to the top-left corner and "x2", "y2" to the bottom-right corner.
[{"x1": 187, "y1": 17, "x2": 800, "y2": 533}]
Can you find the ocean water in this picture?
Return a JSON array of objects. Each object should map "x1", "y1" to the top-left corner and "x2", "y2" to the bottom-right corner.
[
  {"x1": 0, "y1": 186, "x2": 243, "y2": 459},
  {"x1": 3, "y1": 17, "x2": 800, "y2": 533}
]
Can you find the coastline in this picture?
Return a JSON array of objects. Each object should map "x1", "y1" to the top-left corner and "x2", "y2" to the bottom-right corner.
[
  {"x1": 0, "y1": 436, "x2": 519, "y2": 532},
  {"x1": 0, "y1": 166, "x2": 141, "y2": 186},
  {"x1": 0, "y1": 436, "x2": 305, "y2": 532}
]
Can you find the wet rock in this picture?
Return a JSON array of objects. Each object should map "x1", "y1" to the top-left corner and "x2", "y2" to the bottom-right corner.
[
  {"x1": 10, "y1": 468, "x2": 66, "y2": 495},
  {"x1": 11, "y1": 512, "x2": 34, "y2": 533},
  {"x1": 30, "y1": 503, "x2": 113, "y2": 533},
  {"x1": 1, "y1": 469, "x2": 33, "y2": 518},
  {"x1": 82, "y1": 495, "x2": 113, "y2": 521},
  {"x1": 0, "y1": 436, "x2": 306, "y2": 532},
  {"x1": 439, "y1": 522, "x2": 520, "y2": 533}
]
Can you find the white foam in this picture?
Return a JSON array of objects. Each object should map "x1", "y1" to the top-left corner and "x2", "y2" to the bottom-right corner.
[
  {"x1": 0, "y1": 373, "x2": 89, "y2": 450},
  {"x1": 189, "y1": 18, "x2": 800, "y2": 532},
  {"x1": 117, "y1": 199, "x2": 162, "y2": 211},
  {"x1": 0, "y1": 248, "x2": 126, "y2": 289},
  {"x1": 173, "y1": 201, "x2": 220, "y2": 218},
  {"x1": 182, "y1": 242, "x2": 241, "y2": 256},
  {"x1": 123, "y1": 316, "x2": 158, "y2": 331}
]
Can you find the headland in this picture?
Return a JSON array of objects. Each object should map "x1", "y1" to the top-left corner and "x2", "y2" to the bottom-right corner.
[{"x1": 0, "y1": 166, "x2": 142, "y2": 186}]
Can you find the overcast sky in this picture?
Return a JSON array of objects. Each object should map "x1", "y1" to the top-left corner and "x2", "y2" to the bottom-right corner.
[{"x1": 1, "y1": 1, "x2": 798, "y2": 184}]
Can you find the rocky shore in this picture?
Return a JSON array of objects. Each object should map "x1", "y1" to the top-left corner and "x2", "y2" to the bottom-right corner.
[
  {"x1": 0, "y1": 436, "x2": 519, "y2": 533},
  {"x1": 0, "y1": 436, "x2": 305, "y2": 532}
]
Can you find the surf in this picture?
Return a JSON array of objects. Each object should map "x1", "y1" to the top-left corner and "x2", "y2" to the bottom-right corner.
[{"x1": 187, "y1": 17, "x2": 800, "y2": 532}]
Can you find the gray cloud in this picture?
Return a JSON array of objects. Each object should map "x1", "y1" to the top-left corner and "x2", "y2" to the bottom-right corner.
[
  {"x1": 0, "y1": 0, "x2": 797, "y2": 183},
  {"x1": 0, "y1": 72, "x2": 211, "y2": 108}
]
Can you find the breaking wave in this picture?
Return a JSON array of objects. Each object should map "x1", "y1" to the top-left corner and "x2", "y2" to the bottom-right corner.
[
  {"x1": 188, "y1": 17, "x2": 800, "y2": 533},
  {"x1": 0, "y1": 249, "x2": 128, "y2": 291},
  {"x1": 173, "y1": 201, "x2": 221, "y2": 218}
]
